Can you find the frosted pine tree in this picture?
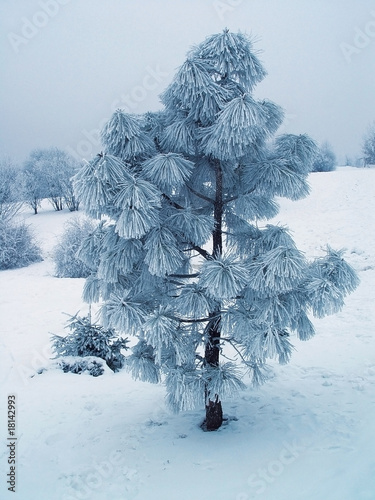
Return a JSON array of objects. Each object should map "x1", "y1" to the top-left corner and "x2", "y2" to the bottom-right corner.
[{"x1": 73, "y1": 30, "x2": 359, "y2": 431}]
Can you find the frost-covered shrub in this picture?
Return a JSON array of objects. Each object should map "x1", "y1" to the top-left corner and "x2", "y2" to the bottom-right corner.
[
  {"x1": 312, "y1": 142, "x2": 336, "y2": 172},
  {"x1": 57, "y1": 357, "x2": 105, "y2": 377},
  {"x1": 0, "y1": 217, "x2": 42, "y2": 270},
  {"x1": 362, "y1": 122, "x2": 375, "y2": 166},
  {"x1": 0, "y1": 157, "x2": 23, "y2": 220},
  {"x1": 22, "y1": 148, "x2": 80, "y2": 212},
  {"x1": 51, "y1": 314, "x2": 129, "y2": 373},
  {"x1": 53, "y1": 217, "x2": 96, "y2": 278}
]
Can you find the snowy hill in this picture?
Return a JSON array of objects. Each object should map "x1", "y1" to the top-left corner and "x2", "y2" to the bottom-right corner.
[{"x1": 0, "y1": 167, "x2": 374, "y2": 500}]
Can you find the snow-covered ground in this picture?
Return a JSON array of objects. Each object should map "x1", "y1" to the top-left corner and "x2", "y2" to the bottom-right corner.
[{"x1": 1, "y1": 167, "x2": 374, "y2": 500}]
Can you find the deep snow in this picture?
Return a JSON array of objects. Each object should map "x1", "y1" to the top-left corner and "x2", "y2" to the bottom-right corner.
[{"x1": 0, "y1": 167, "x2": 374, "y2": 500}]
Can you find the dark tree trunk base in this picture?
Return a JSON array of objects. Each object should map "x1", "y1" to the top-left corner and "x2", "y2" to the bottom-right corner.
[{"x1": 201, "y1": 398, "x2": 223, "y2": 431}]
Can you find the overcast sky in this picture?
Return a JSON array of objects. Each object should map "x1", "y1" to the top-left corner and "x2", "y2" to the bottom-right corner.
[{"x1": 1, "y1": 0, "x2": 375, "y2": 165}]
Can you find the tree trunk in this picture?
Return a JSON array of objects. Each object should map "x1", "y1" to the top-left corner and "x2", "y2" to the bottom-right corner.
[
  {"x1": 203, "y1": 313, "x2": 223, "y2": 431},
  {"x1": 205, "y1": 395, "x2": 223, "y2": 431},
  {"x1": 203, "y1": 161, "x2": 224, "y2": 431}
]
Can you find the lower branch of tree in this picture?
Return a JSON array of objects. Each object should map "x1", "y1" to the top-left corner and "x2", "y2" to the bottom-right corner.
[{"x1": 186, "y1": 184, "x2": 215, "y2": 205}]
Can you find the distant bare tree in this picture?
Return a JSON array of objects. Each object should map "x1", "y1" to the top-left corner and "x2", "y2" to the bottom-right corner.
[
  {"x1": 22, "y1": 151, "x2": 49, "y2": 214},
  {"x1": 311, "y1": 142, "x2": 336, "y2": 172},
  {"x1": 362, "y1": 122, "x2": 375, "y2": 167},
  {"x1": 0, "y1": 156, "x2": 23, "y2": 220},
  {"x1": 22, "y1": 148, "x2": 80, "y2": 213}
]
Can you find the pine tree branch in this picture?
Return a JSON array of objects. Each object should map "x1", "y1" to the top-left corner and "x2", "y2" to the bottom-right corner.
[
  {"x1": 223, "y1": 187, "x2": 255, "y2": 205},
  {"x1": 219, "y1": 351, "x2": 237, "y2": 362},
  {"x1": 178, "y1": 317, "x2": 212, "y2": 324},
  {"x1": 220, "y1": 337, "x2": 253, "y2": 366},
  {"x1": 192, "y1": 245, "x2": 211, "y2": 261},
  {"x1": 162, "y1": 193, "x2": 212, "y2": 260},
  {"x1": 184, "y1": 250, "x2": 201, "y2": 258},
  {"x1": 169, "y1": 273, "x2": 200, "y2": 279},
  {"x1": 162, "y1": 193, "x2": 185, "y2": 210},
  {"x1": 186, "y1": 184, "x2": 215, "y2": 205}
]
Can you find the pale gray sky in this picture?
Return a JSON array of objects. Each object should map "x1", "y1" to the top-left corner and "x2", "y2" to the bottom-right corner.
[{"x1": 1, "y1": 0, "x2": 375, "y2": 164}]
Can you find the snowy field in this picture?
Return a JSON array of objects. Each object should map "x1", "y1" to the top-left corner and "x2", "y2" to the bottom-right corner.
[{"x1": 1, "y1": 167, "x2": 374, "y2": 500}]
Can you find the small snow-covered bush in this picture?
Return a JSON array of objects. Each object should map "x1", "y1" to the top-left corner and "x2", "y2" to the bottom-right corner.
[
  {"x1": 53, "y1": 216, "x2": 96, "y2": 278},
  {"x1": 0, "y1": 158, "x2": 23, "y2": 220},
  {"x1": 362, "y1": 122, "x2": 375, "y2": 166},
  {"x1": 57, "y1": 357, "x2": 105, "y2": 377},
  {"x1": 51, "y1": 314, "x2": 129, "y2": 373},
  {"x1": 0, "y1": 217, "x2": 42, "y2": 270},
  {"x1": 312, "y1": 142, "x2": 336, "y2": 172}
]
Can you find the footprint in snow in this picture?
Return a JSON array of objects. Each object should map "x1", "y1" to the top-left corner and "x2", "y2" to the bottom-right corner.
[
  {"x1": 83, "y1": 401, "x2": 102, "y2": 415},
  {"x1": 122, "y1": 466, "x2": 138, "y2": 480},
  {"x1": 291, "y1": 390, "x2": 306, "y2": 398}
]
